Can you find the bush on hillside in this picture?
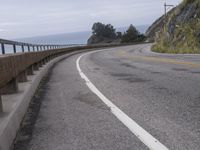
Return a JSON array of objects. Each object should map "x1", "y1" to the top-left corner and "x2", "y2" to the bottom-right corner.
[
  {"x1": 92, "y1": 22, "x2": 117, "y2": 39},
  {"x1": 121, "y1": 24, "x2": 146, "y2": 43}
]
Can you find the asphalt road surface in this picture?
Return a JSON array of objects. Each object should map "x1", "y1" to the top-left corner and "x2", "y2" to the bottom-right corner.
[{"x1": 14, "y1": 44, "x2": 200, "y2": 150}]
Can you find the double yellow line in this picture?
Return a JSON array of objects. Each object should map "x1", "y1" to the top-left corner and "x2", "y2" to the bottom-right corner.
[{"x1": 116, "y1": 51, "x2": 200, "y2": 68}]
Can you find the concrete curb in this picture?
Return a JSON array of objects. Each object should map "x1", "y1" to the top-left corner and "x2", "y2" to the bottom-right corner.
[{"x1": 0, "y1": 51, "x2": 84, "y2": 150}]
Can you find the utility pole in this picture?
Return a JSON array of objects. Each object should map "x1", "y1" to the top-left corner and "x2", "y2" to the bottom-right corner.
[{"x1": 164, "y1": 3, "x2": 174, "y2": 24}]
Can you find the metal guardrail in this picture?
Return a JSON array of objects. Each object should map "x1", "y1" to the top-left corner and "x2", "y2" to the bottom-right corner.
[{"x1": 0, "y1": 38, "x2": 73, "y2": 54}]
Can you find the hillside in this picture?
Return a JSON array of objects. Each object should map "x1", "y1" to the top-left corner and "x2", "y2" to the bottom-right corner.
[{"x1": 148, "y1": 0, "x2": 200, "y2": 53}]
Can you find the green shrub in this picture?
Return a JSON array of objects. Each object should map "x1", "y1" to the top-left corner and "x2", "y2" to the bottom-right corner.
[{"x1": 121, "y1": 24, "x2": 146, "y2": 43}]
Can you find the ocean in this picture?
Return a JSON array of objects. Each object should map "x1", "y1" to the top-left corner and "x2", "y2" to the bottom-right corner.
[
  {"x1": 15, "y1": 25, "x2": 149, "y2": 45},
  {"x1": 1, "y1": 25, "x2": 149, "y2": 54}
]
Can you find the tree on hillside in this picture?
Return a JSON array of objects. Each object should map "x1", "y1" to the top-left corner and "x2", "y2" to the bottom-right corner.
[
  {"x1": 121, "y1": 24, "x2": 146, "y2": 43},
  {"x1": 92, "y1": 22, "x2": 116, "y2": 38},
  {"x1": 116, "y1": 32, "x2": 122, "y2": 39}
]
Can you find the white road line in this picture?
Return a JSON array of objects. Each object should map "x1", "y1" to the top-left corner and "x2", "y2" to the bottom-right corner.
[{"x1": 76, "y1": 50, "x2": 169, "y2": 150}]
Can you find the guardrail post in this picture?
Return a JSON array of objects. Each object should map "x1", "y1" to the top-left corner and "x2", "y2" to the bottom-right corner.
[
  {"x1": 0, "y1": 94, "x2": 3, "y2": 112},
  {"x1": 13, "y1": 44, "x2": 16, "y2": 53},
  {"x1": 1, "y1": 43, "x2": 5, "y2": 54},
  {"x1": 18, "y1": 71, "x2": 28, "y2": 82},
  {"x1": 46, "y1": 57, "x2": 50, "y2": 62},
  {"x1": 0, "y1": 78, "x2": 19, "y2": 94},
  {"x1": 27, "y1": 65, "x2": 34, "y2": 75},
  {"x1": 22, "y1": 45, "x2": 25, "y2": 52},
  {"x1": 28, "y1": 45, "x2": 30, "y2": 52},
  {"x1": 42, "y1": 59, "x2": 46, "y2": 65},
  {"x1": 38, "y1": 60, "x2": 43, "y2": 67},
  {"x1": 45, "y1": 57, "x2": 48, "y2": 63},
  {"x1": 33, "y1": 63, "x2": 39, "y2": 71}
]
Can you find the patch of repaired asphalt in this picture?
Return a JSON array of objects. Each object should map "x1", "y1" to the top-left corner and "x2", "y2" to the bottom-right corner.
[
  {"x1": 118, "y1": 77, "x2": 151, "y2": 83},
  {"x1": 110, "y1": 73, "x2": 134, "y2": 77},
  {"x1": 94, "y1": 68, "x2": 100, "y2": 71},
  {"x1": 74, "y1": 92, "x2": 109, "y2": 111},
  {"x1": 151, "y1": 71, "x2": 162, "y2": 74},
  {"x1": 110, "y1": 73, "x2": 151, "y2": 83},
  {"x1": 190, "y1": 71, "x2": 200, "y2": 74},
  {"x1": 171, "y1": 68, "x2": 189, "y2": 72},
  {"x1": 120, "y1": 63, "x2": 137, "y2": 69}
]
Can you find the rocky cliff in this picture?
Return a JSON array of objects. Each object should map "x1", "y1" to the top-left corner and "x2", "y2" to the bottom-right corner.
[
  {"x1": 147, "y1": 0, "x2": 200, "y2": 53},
  {"x1": 145, "y1": 8, "x2": 176, "y2": 42}
]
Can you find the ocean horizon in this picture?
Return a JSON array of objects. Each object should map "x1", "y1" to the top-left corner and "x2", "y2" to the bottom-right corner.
[
  {"x1": 15, "y1": 25, "x2": 149, "y2": 45},
  {"x1": 0, "y1": 25, "x2": 149, "y2": 54}
]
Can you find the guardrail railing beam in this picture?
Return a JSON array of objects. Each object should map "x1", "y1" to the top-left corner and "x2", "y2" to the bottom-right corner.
[{"x1": 0, "y1": 38, "x2": 83, "y2": 54}]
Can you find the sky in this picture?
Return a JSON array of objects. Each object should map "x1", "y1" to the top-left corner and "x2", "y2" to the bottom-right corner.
[{"x1": 0, "y1": 0, "x2": 182, "y2": 39}]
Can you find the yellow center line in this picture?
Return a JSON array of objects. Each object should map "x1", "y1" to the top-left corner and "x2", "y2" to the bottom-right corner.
[{"x1": 116, "y1": 51, "x2": 200, "y2": 68}]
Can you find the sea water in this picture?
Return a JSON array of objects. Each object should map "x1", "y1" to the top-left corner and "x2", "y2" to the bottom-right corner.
[{"x1": 0, "y1": 25, "x2": 149, "y2": 54}]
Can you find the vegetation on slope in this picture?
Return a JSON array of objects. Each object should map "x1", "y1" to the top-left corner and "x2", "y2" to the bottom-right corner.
[
  {"x1": 121, "y1": 25, "x2": 146, "y2": 43},
  {"x1": 152, "y1": 0, "x2": 200, "y2": 53}
]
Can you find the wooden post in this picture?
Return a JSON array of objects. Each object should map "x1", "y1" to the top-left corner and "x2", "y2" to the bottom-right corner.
[
  {"x1": 18, "y1": 71, "x2": 28, "y2": 82},
  {"x1": 28, "y1": 45, "x2": 30, "y2": 52},
  {"x1": 33, "y1": 63, "x2": 39, "y2": 71},
  {"x1": 22, "y1": 45, "x2": 25, "y2": 53},
  {"x1": 13, "y1": 44, "x2": 16, "y2": 53},
  {"x1": 27, "y1": 65, "x2": 34, "y2": 75},
  {"x1": 0, "y1": 78, "x2": 19, "y2": 94},
  {"x1": 1, "y1": 43, "x2": 5, "y2": 54}
]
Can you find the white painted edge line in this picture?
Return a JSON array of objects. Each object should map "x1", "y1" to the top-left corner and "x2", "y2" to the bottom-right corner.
[{"x1": 76, "y1": 50, "x2": 169, "y2": 150}]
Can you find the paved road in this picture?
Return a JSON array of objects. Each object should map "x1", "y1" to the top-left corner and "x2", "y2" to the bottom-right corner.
[{"x1": 14, "y1": 44, "x2": 200, "y2": 150}]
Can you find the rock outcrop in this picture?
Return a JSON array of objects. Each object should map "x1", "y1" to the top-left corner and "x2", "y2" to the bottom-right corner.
[
  {"x1": 149, "y1": 0, "x2": 200, "y2": 53},
  {"x1": 145, "y1": 8, "x2": 176, "y2": 42}
]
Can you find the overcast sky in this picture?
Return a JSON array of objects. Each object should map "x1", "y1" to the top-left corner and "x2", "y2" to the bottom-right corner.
[{"x1": 0, "y1": 0, "x2": 181, "y2": 39}]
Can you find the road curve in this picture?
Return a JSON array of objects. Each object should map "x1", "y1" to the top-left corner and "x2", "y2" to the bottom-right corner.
[{"x1": 14, "y1": 44, "x2": 200, "y2": 150}]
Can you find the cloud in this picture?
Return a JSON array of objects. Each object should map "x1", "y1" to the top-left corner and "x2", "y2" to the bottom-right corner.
[
  {"x1": 0, "y1": 29, "x2": 5, "y2": 32},
  {"x1": 0, "y1": 0, "x2": 181, "y2": 39}
]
